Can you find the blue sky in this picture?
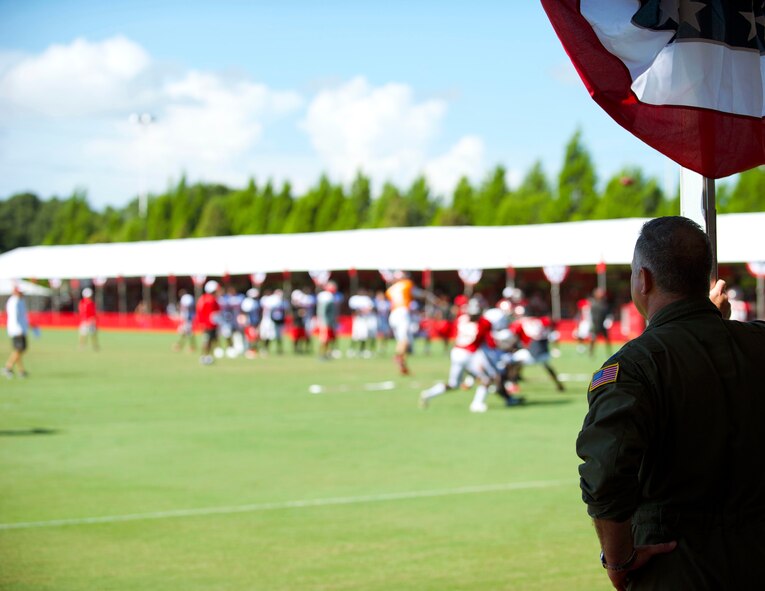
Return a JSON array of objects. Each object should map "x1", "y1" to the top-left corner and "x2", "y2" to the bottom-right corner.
[{"x1": 0, "y1": 0, "x2": 675, "y2": 208}]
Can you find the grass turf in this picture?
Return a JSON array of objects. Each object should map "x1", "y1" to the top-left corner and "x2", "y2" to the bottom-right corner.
[{"x1": 0, "y1": 330, "x2": 617, "y2": 590}]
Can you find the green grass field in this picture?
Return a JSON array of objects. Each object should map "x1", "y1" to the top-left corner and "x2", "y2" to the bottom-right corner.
[{"x1": 0, "y1": 330, "x2": 616, "y2": 590}]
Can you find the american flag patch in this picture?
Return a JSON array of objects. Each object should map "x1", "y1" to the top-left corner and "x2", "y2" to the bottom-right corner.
[{"x1": 589, "y1": 363, "x2": 619, "y2": 392}]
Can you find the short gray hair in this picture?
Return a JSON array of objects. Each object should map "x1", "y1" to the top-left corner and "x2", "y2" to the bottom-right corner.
[{"x1": 634, "y1": 216, "x2": 712, "y2": 298}]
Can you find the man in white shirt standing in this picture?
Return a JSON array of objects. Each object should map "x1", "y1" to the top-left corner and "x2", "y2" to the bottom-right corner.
[{"x1": 4, "y1": 285, "x2": 30, "y2": 378}]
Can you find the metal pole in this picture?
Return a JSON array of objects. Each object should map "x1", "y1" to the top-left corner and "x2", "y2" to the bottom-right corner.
[
  {"x1": 505, "y1": 267, "x2": 515, "y2": 290},
  {"x1": 757, "y1": 275, "x2": 764, "y2": 320},
  {"x1": 551, "y1": 283, "x2": 561, "y2": 322},
  {"x1": 118, "y1": 280, "x2": 127, "y2": 315},
  {"x1": 597, "y1": 270, "x2": 607, "y2": 291},
  {"x1": 143, "y1": 283, "x2": 152, "y2": 317},
  {"x1": 703, "y1": 176, "x2": 718, "y2": 281},
  {"x1": 96, "y1": 285, "x2": 104, "y2": 312}
]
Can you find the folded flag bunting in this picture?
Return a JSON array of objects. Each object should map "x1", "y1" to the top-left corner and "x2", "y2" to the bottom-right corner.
[{"x1": 540, "y1": 0, "x2": 765, "y2": 179}]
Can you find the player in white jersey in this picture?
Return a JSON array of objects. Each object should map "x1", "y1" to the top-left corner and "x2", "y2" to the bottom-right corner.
[
  {"x1": 173, "y1": 289, "x2": 197, "y2": 352},
  {"x1": 510, "y1": 310, "x2": 566, "y2": 392},
  {"x1": 348, "y1": 289, "x2": 377, "y2": 357},
  {"x1": 420, "y1": 299, "x2": 517, "y2": 412}
]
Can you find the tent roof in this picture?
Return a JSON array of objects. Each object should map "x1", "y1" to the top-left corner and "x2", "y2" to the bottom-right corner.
[
  {"x1": 0, "y1": 277, "x2": 52, "y2": 296},
  {"x1": 0, "y1": 214, "x2": 762, "y2": 280}
]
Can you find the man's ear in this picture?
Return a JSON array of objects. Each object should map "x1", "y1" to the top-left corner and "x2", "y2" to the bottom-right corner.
[{"x1": 639, "y1": 267, "x2": 653, "y2": 296}]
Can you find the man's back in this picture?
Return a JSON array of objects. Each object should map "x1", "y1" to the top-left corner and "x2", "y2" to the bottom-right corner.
[{"x1": 578, "y1": 297, "x2": 765, "y2": 588}]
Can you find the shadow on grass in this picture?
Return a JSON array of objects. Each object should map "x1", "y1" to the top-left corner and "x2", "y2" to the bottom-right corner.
[
  {"x1": 515, "y1": 398, "x2": 575, "y2": 407},
  {"x1": 0, "y1": 428, "x2": 59, "y2": 436}
]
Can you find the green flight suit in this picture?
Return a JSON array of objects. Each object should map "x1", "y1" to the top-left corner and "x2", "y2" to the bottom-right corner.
[{"x1": 577, "y1": 298, "x2": 765, "y2": 589}]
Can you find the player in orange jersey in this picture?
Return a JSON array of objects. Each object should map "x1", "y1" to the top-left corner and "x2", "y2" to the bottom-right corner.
[{"x1": 385, "y1": 271, "x2": 433, "y2": 375}]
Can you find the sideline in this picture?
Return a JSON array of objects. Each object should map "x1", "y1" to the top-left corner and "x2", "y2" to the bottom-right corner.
[{"x1": 0, "y1": 479, "x2": 572, "y2": 531}]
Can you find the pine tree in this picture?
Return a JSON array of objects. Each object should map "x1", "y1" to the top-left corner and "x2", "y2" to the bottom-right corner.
[
  {"x1": 474, "y1": 166, "x2": 509, "y2": 225},
  {"x1": 719, "y1": 167, "x2": 765, "y2": 213},
  {"x1": 194, "y1": 197, "x2": 231, "y2": 237},
  {"x1": 403, "y1": 175, "x2": 435, "y2": 226},
  {"x1": 367, "y1": 182, "x2": 407, "y2": 228},
  {"x1": 553, "y1": 129, "x2": 598, "y2": 221},
  {"x1": 497, "y1": 162, "x2": 553, "y2": 225},
  {"x1": 594, "y1": 169, "x2": 664, "y2": 219},
  {"x1": 334, "y1": 171, "x2": 371, "y2": 230},
  {"x1": 266, "y1": 181, "x2": 294, "y2": 234},
  {"x1": 43, "y1": 190, "x2": 97, "y2": 245}
]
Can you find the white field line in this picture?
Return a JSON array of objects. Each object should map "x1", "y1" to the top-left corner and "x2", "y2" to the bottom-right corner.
[
  {"x1": 558, "y1": 373, "x2": 591, "y2": 382},
  {"x1": 309, "y1": 381, "x2": 399, "y2": 394},
  {"x1": 0, "y1": 479, "x2": 572, "y2": 531}
]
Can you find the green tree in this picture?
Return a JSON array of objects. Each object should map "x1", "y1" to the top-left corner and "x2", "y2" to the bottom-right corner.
[
  {"x1": 283, "y1": 175, "x2": 332, "y2": 233},
  {"x1": 403, "y1": 175, "x2": 436, "y2": 226},
  {"x1": 433, "y1": 176, "x2": 475, "y2": 225},
  {"x1": 0, "y1": 192, "x2": 42, "y2": 252},
  {"x1": 266, "y1": 181, "x2": 294, "y2": 234},
  {"x1": 497, "y1": 162, "x2": 553, "y2": 225},
  {"x1": 335, "y1": 171, "x2": 371, "y2": 229},
  {"x1": 246, "y1": 181, "x2": 274, "y2": 234},
  {"x1": 145, "y1": 194, "x2": 173, "y2": 240},
  {"x1": 719, "y1": 167, "x2": 765, "y2": 213},
  {"x1": 90, "y1": 207, "x2": 127, "y2": 243},
  {"x1": 168, "y1": 176, "x2": 203, "y2": 238},
  {"x1": 43, "y1": 191, "x2": 98, "y2": 245},
  {"x1": 553, "y1": 129, "x2": 599, "y2": 221},
  {"x1": 474, "y1": 166, "x2": 509, "y2": 225},
  {"x1": 228, "y1": 178, "x2": 258, "y2": 235},
  {"x1": 314, "y1": 183, "x2": 346, "y2": 232},
  {"x1": 194, "y1": 197, "x2": 231, "y2": 237},
  {"x1": 367, "y1": 182, "x2": 407, "y2": 228},
  {"x1": 593, "y1": 169, "x2": 664, "y2": 219}
]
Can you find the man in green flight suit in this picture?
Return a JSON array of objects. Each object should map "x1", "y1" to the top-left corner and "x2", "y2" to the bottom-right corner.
[{"x1": 577, "y1": 216, "x2": 765, "y2": 590}]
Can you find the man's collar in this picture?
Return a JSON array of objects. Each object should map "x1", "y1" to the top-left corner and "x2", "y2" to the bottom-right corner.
[{"x1": 646, "y1": 297, "x2": 721, "y2": 330}]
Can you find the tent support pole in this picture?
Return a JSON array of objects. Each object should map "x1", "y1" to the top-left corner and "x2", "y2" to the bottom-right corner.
[{"x1": 703, "y1": 176, "x2": 718, "y2": 282}]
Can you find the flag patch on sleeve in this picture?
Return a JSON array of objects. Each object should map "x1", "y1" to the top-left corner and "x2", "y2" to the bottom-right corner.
[{"x1": 589, "y1": 363, "x2": 619, "y2": 392}]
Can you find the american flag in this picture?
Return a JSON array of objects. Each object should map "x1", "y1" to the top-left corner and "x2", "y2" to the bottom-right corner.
[
  {"x1": 540, "y1": 0, "x2": 765, "y2": 179},
  {"x1": 589, "y1": 363, "x2": 619, "y2": 392}
]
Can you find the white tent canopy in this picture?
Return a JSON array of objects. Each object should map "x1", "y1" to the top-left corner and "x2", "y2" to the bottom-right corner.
[
  {"x1": 0, "y1": 214, "x2": 762, "y2": 280},
  {"x1": 0, "y1": 278, "x2": 52, "y2": 296}
]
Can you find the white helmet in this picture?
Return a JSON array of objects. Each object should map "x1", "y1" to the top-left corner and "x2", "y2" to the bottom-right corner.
[
  {"x1": 466, "y1": 298, "x2": 483, "y2": 316},
  {"x1": 82, "y1": 287, "x2": 94, "y2": 298},
  {"x1": 204, "y1": 280, "x2": 220, "y2": 294}
]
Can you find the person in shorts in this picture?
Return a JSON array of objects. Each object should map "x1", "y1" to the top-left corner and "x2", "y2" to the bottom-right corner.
[
  {"x1": 78, "y1": 287, "x2": 99, "y2": 351},
  {"x1": 196, "y1": 280, "x2": 221, "y2": 365},
  {"x1": 3, "y1": 285, "x2": 29, "y2": 378}
]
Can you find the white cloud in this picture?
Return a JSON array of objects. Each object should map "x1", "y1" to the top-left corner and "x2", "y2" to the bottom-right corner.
[
  {"x1": 300, "y1": 76, "x2": 486, "y2": 196},
  {"x1": 0, "y1": 38, "x2": 486, "y2": 206},
  {"x1": 0, "y1": 36, "x2": 305, "y2": 203},
  {"x1": 424, "y1": 135, "x2": 485, "y2": 197},
  {"x1": 0, "y1": 36, "x2": 152, "y2": 117},
  {"x1": 91, "y1": 70, "x2": 304, "y2": 182},
  {"x1": 549, "y1": 60, "x2": 581, "y2": 86}
]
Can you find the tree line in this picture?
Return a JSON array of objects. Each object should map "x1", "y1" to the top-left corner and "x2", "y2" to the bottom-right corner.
[{"x1": 1, "y1": 130, "x2": 764, "y2": 254}]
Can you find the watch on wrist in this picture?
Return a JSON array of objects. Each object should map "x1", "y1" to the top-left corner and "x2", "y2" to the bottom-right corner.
[{"x1": 600, "y1": 548, "x2": 637, "y2": 571}]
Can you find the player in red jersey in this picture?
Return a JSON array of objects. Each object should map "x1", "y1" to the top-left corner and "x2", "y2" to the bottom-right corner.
[
  {"x1": 420, "y1": 298, "x2": 515, "y2": 412},
  {"x1": 196, "y1": 280, "x2": 222, "y2": 365},
  {"x1": 510, "y1": 309, "x2": 565, "y2": 392},
  {"x1": 78, "y1": 287, "x2": 99, "y2": 351}
]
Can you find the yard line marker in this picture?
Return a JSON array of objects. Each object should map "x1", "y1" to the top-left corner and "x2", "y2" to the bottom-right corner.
[
  {"x1": 308, "y1": 381, "x2": 397, "y2": 394},
  {"x1": 363, "y1": 380, "x2": 396, "y2": 391},
  {"x1": 0, "y1": 479, "x2": 572, "y2": 531},
  {"x1": 558, "y1": 373, "x2": 591, "y2": 382}
]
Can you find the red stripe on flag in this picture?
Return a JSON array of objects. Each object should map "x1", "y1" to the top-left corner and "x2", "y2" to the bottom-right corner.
[{"x1": 540, "y1": 0, "x2": 765, "y2": 179}]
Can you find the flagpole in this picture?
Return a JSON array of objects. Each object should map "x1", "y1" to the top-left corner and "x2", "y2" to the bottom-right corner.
[
  {"x1": 680, "y1": 168, "x2": 718, "y2": 283},
  {"x1": 702, "y1": 176, "x2": 718, "y2": 282}
]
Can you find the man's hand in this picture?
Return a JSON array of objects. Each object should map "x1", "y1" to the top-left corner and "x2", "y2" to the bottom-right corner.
[
  {"x1": 709, "y1": 279, "x2": 731, "y2": 319},
  {"x1": 605, "y1": 541, "x2": 677, "y2": 591}
]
